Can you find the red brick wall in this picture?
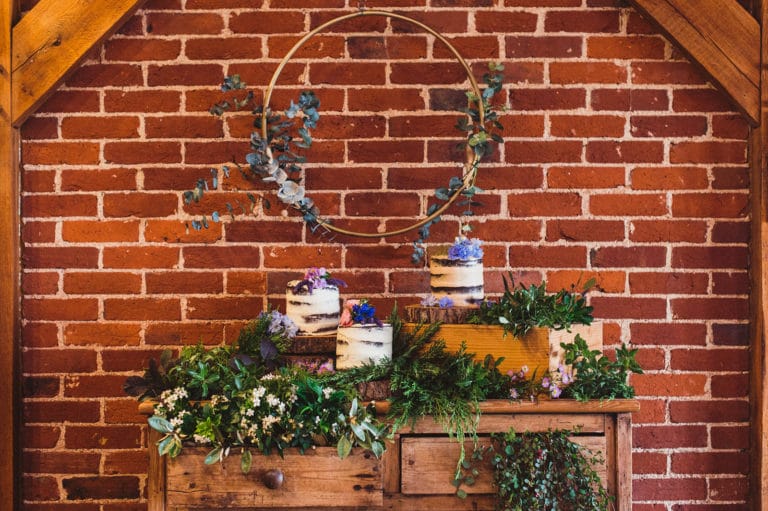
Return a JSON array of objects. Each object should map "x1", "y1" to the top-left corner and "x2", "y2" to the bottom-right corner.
[{"x1": 19, "y1": 0, "x2": 751, "y2": 509}]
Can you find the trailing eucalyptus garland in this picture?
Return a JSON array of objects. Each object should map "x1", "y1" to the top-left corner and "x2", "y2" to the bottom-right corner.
[{"x1": 182, "y1": 62, "x2": 505, "y2": 262}]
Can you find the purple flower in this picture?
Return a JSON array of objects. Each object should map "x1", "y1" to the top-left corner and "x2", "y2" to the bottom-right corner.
[
  {"x1": 510, "y1": 388, "x2": 519, "y2": 399},
  {"x1": 541, "y1": 377, "x2": 550, "y2": 389},
  {"x1": 438, "y1": 296, "x2": 454, "y2": 308},
  {"x1": 292, "y1": 267, "x2": 347, "y2": 294},
  {"x1": 420, "y1": 294, "x2": 438, "y2": 307},
  {"x1": 447, "y1": 237, "x2": 483, "y2": 261},
  {"x1": 551, "y1": 385, "x2": 562, "y2": 398}
]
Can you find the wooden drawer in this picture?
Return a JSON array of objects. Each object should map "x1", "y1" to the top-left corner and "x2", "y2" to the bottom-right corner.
[
  {"x1": 162, "y1": 447, "x2": 383, "y2": 510},
  {"x1": 400, "y1": 436, "x2": 607, "y2": 496}
]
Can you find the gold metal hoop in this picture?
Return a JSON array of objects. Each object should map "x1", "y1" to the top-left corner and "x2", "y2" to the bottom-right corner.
[{"x1": 262, "y1": 9, "x2": 485, "y2": 238}]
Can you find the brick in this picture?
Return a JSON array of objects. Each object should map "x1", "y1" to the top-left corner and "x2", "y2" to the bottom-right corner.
[
  {"x1": 713, "y1": 271, "x2": 749, "y2": 295},
  {"x1": 713, "y1": 323, "x2": 749, "y2": 346},
  {"x1": 146, "y1": 271, "x2": 223, "y2": 294},
  {"x1": 631, "y1": 166, "x2": 708, "y2": 190},
  {"x1": 672, "y1": 298, "x2": 748, "y2": 320},
  {"x1": 63, "y1": 476, "x2": 140, "y2": 500},
  {"x1": 64, "y1": 374, "x2": 134, "y2": 398},
  {"x1": 184, "y1": 140, "x2": 272, "y2": 165},
  {"x1": 388, "y1": 271, "x2": 429, "y2": 294},
  {"x1": 546, "y1": 219, "x2": 623, "y2": 242},
  {"x1": 710, "y1": 477, "x2": 749, "y2": 502},
  {"x1": 712, "y1": 166, "x2": 749, "y2": 189},
  {"x1": 64, "y1": 323, "x2": 142, "y2": 346},
  {"x1": 671, "y1": 141, "x2": 746, "y2": 164},
  {"x1": 711, "y1": 374, "x2": 749, "y2": 398},
  {"x1": 62, "y1": 220, "x2": 140, "y2": 242},
  {"x1": 591, "y1": 246, "x2": 666, "y2": 268},
  {"x1": 633, "y1": 477, "x2": 707, "y2": 502},
  {"x1": 475, "y1": 166, "x2": 544, "y2": 190},
  {"x1": 24, "y1": 450, "x2": 100, "y2": 474},
  {"x1": 633, "y1": 372, "x2": 708, "y2": 398},
  {"x1": 104, "y1": 298, "x2": 181, "y2": 320},
  {"x1": 61, "y1": 168, "x2": 137, "y2": 191},
  {"x1": 145, "y1": 220, "x2": 223, "y2": 244},
  {"x1": 509, "y1": 246, "x2": 587, "y2": 268},
  {"x1": 591, "y1": 88, "x2": 669, "y2": 111},
  {"x1": 66, "y1": 64, "x2": 143, "y2": 87},
  {"x1": 22, "y1": 221, "x2": 56, "y2": 243},
  {"x1": 104, "y1": 449, "x2": 149, "y2": 474},
  {"x1": 21, "y1": 117, "x2": 58, "y2": 140},
  {"x1": 24, "y1": 400, "x2": 101, "y2": 423},
  {"x1": 550, "y1": 62, "x2": 626, "y2": 84},
  {"x1": 672, "y1": 452, "x2": 748, "y2": 475},
  {"x1": 104, "y1": 38, "x2": 181, "y2": 61},
  {"x1": 100, "y1": 348, "x2": 169, "y2": 372},
  {"x1": 586, "y1": 141, "x2": 664, "y2": 163},
  {"x1": 64, "y1": 272, "x2": 142, "y2": 294},
  {"x1": 471, "y1": 220, "x2": 542, "y2": 242},
  {"x1": 475, "y1": 11, "x2": 537, "y2": 32},
  {"x1": 630, "y1": 272, "x2": 708, "y2": 294},
  {"x1": 23, "y1": 142, "x2": 100, "y2": 165},
  {"x1": 545, "y1": 10, "x2": 619, "y2": 32},
  {"x1": 104, "y1": 141, "x2": 182, "y2": 164},
  {"x1": 308, "y1": 114, "x2": 387, "y2": 140},
  {"x1": 348, "y1": 140, "x2": 423, "y2": 163},
  {"x1": 147, "y1": 64, "x2": 223, "y2": 86},
  {"x1": 23, "y1": 194, "x2": 98, "y2": 218},
  {"x1": 143, "y1": 323, "x2": 225, "y2": 346},
  {"x1": 632, "y1": 61, "x2": 707, "y2": 84},
  {"x1": 146, "y1": 12, "x2": 222, "y2": 34},
  {"x1": 23, "y1": 425, "x2": 61, "y2": 449},
  {"x1": 104, "y1": 193, "x2": 178, "y2": 218},
  {"x1": 590, "y1": 193, "x2": 667, "y2": 216},
  {"x1": 185, "y1": 296, "x2": 263, "y2": 320},
  {"x1": 671, "y1": 347, "x2": 749, "y2": 372},
  {"x1": 673, "y1": 88, "x2": 733, "y2": 112},
  {"x1": 632, "y1": 452, "x2": 666, "y2": 474},
  {"x1": 186, "y1": 37, "x2": 264, "y2": 60},
  {"x1": 712, "y1": 114, "x2": 749, "y2": 139},
  {"x1": 588, "y1": 36, "x2": 665, "y2": 59},
  {"x1": 145, "y1": 115, "x2": 223, "y2": 139},
  {"x1": 547, "y1": 166, "x2": 625, "y2": 189},
  {"x1": 630, "y1": 115, "x2": 708, "y2": 138},
  {"x1": 388, "y1": 114, "x2": 457, "y2": 138},
  {"x1": 711, "y1": 425, "x2": 750, "y2": 449},
  {"x1": 551, "y1": 115, "x2": 625, "y2": 138},
  {"x1": 509, "y1": 88, "x2": 585, "y2": 110},
  {"x1": 105, "y1": 90, "x2": 181, "y2": 113},
  {"x1": 267, "y1": 35, "x2": 345, "y2": 59},
  {"x1": 505, "y1": 141, "x2": 583, "y2": 163},
  {"x1": 345, "y1": 192, "x2": 420, "y2": 217},
  {"x1": 24, "y1": 298, "x2": 98, "y2": 321},
  {"x1": 630, "y1": 220, "x2": 706, "y2": 243},
  {"x1": 22, "y1": 169, "x2": 55, "y2": 192},
  {"x1": 672, "y1": 246, "x2": 748, "y2": 269},
  {"x1": 631, "y1": 322, "x2": 706, "y2": 346},
  {"x1": 634, "y1": 425, "x2": 708, "y2": 449},
  {"x1": 22, "y1": 475, "x2": 60, "y2": 501},
  {"x1": 22, "y1": 272, "x2": 58, "y2": 296},
  {"x1": 590, "y1": 296, "x2": 666, "y2": 319},
  {"x1": 672, "y1": 192, "x2": 748, "y2": 218},
  {"x1": 182, "y1": 246, "x2": 260, "y2": 268},
  {"x1": 103, "y1": 247, "x2": 180, "y2": 269},
  {"x1": 264, "y1": 245, "x2": 341, "y2": 269},
  {"x1": 23, "y1": 247, "x2": 100, "y2": 271},
  {"x1": 229, "y1": 11, "x2": 305, "y2": 33},
  {"x1": 22, "y1": 322, "x2": 60, "y2": 348},
  {"x1": 432, "y1": 36, "x2": 500, "y2": 60},
  {"x1": 65, "y1": 426, "x2": 142, "y2": 449},
  {"x1": 634, "y1": 398, "x2": 666, "y2": 424},
  {"x1": 24, "y1": 376, "x2": 60, "y2": 397},
  {"x1": 546, "y1": 270, "x2": 625, "y2": 293},
  {"x1": 712, "y1": 220, "x2": 750, "y2": 243},
  {"x1": 505, "y1": 36, "x2": 582, "y2": 58},
  {"x1": 351, "y1": 88, "x2": 425, "y2": 111},
  {"x1": 38, "y1": 90, "x2": 100, "y2": 113},
  {"x1": 507, "y1": 192, "x2": 582, "y2": 217},
  {"x1": 104, "y1": 397, "x2": 149, "y2": 424},
  {"x1": 345, "y1": 245, "x2": 415, "y2": 269},
  {"x1": 227, "y1": 271, "x2": 268, "y2": 295}
]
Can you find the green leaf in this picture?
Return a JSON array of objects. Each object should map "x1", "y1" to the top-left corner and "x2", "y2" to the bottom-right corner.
[
  {"x1": 241, "y1": 449, "x2": 252, "y2": 474},
  {"x1": 337, "y1": 435, "x2": 353, "y2": 459},
  {"x1": 205, "y1": 447, "x2": 223, "y2": 465},
  {"x1": 148, "y1": 416, "x2": 175, "y2": 434}
]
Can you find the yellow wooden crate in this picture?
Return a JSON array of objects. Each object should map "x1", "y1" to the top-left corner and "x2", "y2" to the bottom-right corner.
[{"x1": 404, "y1": 322, "x2": 602, "y2": 375}]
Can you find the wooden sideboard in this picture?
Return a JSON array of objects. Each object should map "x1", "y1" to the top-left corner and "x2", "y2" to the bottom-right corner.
[{"x1": 143, "y1": 399, "x2": 638, "y2": 511}]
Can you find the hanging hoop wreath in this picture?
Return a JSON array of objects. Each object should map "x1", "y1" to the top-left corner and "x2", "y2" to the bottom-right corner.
[{"x1": 186, "y1": 9, "x2": 504, "y2": 255}]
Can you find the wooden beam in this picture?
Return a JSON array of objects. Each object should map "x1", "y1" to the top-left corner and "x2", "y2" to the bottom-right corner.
[
  {"x1": 11, "y1": 0, "x2": 147, "y2": 126},
  {"x1": 630, "y1": 0, "x2": 760, "y2": 125},
  {"x1": 0, "y1": 0, "x2": 19, "y2": 508},
  {"x1": 751, "y1": 2, "x2": 768, "y2": 509}
]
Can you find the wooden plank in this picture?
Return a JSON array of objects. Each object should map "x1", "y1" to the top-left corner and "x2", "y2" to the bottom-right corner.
[
  {"x1": 630, "y1": 0, "x2": 760, "y2": 125},
  {"x1": 11, "y1": 0, "x2": 147, "y2": 125},
  {"x1": 0, "y1": 2, "x2": 19, "y2": 511},
  {"x1": 400, "y1": 436, "x2": 608, "y2": 495},
  {"x1": 383, "y1": 494, "x2": 495, "y2": 511},
  {"x1": 165, "y1": 447, "x2": 383, "y2": 508},
  {"x1": 406, "y1": 413, "x2": 606, "y2": 434},
  {"x1": 615, "y1": 413, "x2": 633, "y2": 509},
  {"x1": 147, "y1": 429, "x2": 166, "y2": 511},
  {"x1": 381, "y1": 433, "x2": 401, "y2": 494}
]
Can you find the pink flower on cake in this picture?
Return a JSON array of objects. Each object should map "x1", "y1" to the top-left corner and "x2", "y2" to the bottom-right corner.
[{"x1": 339, "y1": 299, "x2": 360, "y2": 327}]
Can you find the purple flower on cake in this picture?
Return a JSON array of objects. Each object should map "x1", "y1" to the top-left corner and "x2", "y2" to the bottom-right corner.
[
  {"x1": 292, "y1": 267, "x2": 347, "y2": 294},
  {"x1": 339, "y1": 298, "x2": 383, "y2": 327},
  {"x1": 447, "y1": 236, "x2": 483, "y2": 261},
  {"x1": 420, "y1": 294, "x2": 454, "y2": 308}
]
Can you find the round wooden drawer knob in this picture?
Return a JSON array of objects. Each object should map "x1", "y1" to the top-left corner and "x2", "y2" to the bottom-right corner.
[{"x1": 262, "y1": 469, "x2": 284, "y2": 489}]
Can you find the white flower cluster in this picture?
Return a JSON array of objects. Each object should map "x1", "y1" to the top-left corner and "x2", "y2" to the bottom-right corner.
[{"x1": 156, "y1": 387, "x2": 190, "y2": 433}]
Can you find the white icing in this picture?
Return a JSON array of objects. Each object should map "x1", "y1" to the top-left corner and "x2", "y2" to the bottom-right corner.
[
  {"x1": 286, "y1": 281, "x2": 340, "y2": 335},
  {"x1": 429, "y1": 255, "x2": 484, "y2": 306},
  {"x1": 336, "y1": 324, "x2": 393, "y2": 370}
]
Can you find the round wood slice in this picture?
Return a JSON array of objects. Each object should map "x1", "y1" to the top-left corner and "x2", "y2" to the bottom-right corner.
[
  {"x1": 404, "y1": 304, "x2": 478, "y2": 324},
  {"x1": 289, "y1": 334, "x2": 336, "y2": 354}
]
